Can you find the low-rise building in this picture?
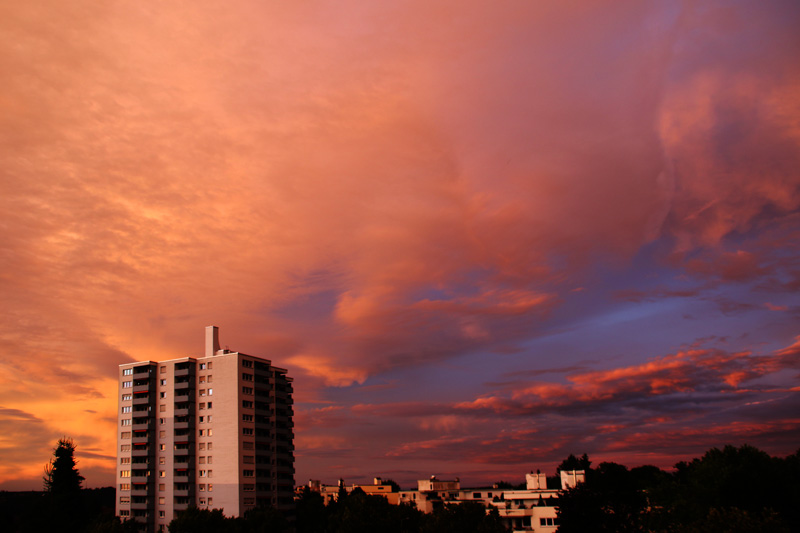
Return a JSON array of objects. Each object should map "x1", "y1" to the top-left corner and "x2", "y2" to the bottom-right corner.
[{"x1": 303, "y1": 470, "x2": 584, "y2": 532}]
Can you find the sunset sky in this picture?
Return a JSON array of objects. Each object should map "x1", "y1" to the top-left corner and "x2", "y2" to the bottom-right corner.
[{"x1": 1, "y1": 0, "x2": 799, "y2": 490}]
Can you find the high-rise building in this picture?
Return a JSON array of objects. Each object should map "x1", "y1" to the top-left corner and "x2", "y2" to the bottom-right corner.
[{"x1": 116, "y1": 326, "x2": 294, "y2": 532}]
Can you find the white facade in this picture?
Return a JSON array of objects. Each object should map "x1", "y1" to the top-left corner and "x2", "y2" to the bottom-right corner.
[{"x1": 116, "y1": 327, "x2": 294, "y2": 532}]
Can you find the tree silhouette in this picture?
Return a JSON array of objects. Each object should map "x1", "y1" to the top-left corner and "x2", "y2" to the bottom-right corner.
[{"x1": 43, "y1": 437, "x2": 85, "y2": 494}]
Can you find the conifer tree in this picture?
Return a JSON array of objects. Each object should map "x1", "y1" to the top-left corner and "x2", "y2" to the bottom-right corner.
[{"x1": 43, "y1": 437, "x2": 85, "y2": 494}]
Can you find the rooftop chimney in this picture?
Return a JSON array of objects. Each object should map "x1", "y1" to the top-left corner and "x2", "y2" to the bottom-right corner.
[{"x1": 205, "y1": 326, "x2": 220, "y2": 357}]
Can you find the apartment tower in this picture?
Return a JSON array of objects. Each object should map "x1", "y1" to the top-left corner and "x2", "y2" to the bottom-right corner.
[{"x1": 116, "y1": 326, "x2": 294, "y2": 532}]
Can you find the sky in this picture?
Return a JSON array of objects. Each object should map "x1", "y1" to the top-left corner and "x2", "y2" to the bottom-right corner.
[{"x1": 1, "y1": 0, "x2": 799, "y2": 490}]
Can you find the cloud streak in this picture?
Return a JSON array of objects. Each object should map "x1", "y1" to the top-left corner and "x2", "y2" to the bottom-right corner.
[{"x1": 1, "y1": 0, "x2": 799, "y2": 487}]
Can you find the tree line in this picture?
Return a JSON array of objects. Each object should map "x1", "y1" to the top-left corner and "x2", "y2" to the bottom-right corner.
[
  {"x1": 556, "y1": 445, "x2": 800, "y2": 532},
  {"x1": 2, "y1": 439, "x2": 797, "y2": 532}
]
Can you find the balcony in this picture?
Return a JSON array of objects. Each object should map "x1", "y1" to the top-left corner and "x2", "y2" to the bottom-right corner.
[
  {"x1": 131, "y1": 483, "x2": 150, "y2": 496},
  {"x1": 130, "y1": 499, "x2": 151, "y2": 510},
  {"x1": 174, "y1": 365, "x2": 193, "y2": 377},
  {"x1": 173, "y1": 469, "x2": 193, "y2": 482},
  {"x1": 174, "y1": 403, "x2": 193, "y2": 417},
  {"x1": 132, "y1": 420, "x2": 150, "y2": 431},
  {"x1": 131, "y1": 446, "x2": 151, "y2": 457},
  {"x1": 173, "y1": 487, "x2": 193, "y2": 498},
  {"x1": 133, "y1": 365, "x2": 151, "y2": 375},
  {"x1": 132, "y1": 395, "x2": 151, "y2": 406}
]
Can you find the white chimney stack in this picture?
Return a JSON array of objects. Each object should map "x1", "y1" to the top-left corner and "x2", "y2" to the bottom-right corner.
[{"x1": 205, "y1": 326, "x2": 220, "y2": 357}]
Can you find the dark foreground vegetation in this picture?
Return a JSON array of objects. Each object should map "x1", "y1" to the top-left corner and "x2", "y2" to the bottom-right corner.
[
  {"x1": 557, "y1": 445, "x2": 800, "y2": 533},
  {"x1": 2, "y1": 441, "x2": 797, "y2": 532}
]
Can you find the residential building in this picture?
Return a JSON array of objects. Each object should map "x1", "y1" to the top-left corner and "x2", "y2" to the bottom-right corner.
[
  {"x1": 116, "y1": 326, "x2": 294, "y2": 532},
  {"x1": 304, "y1": 470, "x2": 584, "y2": 532}
]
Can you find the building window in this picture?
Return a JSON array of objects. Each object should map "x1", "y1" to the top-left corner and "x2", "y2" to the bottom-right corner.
[
  {"x1": 121, "y1": 394, "x2": 132, "y2": 401},
  {"x1": 159, "y1": 510, "x2": 166, "y2": 518},
  {"x1": 207, "y1": 443, "x2": 213, "y2": 450},
  {"x1": 199, "y1": 497, "x2": 206, "y2": 506},
  {"x1": 122, "y1": 381, "x2": 132, "y2": 388},
  {"x1": 159, "y1": 470, "x2": 165, "y2": 477},
  {"x1": 242, "y1": 387, "x2": 253, "y2": 395},
  {"x1": 120, "y1": 457, "x2": 131, "y2": 464},
  {"x1": 244, "y1": 484, "x2": 254, "y2": 491},
  {"x1": 159, "y1": 431, "x2": 166, "y2": 438},
  {"x1": 208, "y1": 498, "x2": 213, "y2": 505},
  {"x1": 160, "y1": 392, "x2": 167, "y2": 398},
  {"x1": 160, "y1": 405, "x2": 166, "y2": 412},
  {"x1": 121, "y1": 444, "x2": 131, "y2": 452},
  {"x1": 199, "y1": 403, "x2": 206, "y2": 410},
  {"x1": 207, "y1": 484, "x2": 213, "y2": 492},
  {"x1": 199, "y1": 443, "x2": 205, "y2": 450},
  {"x1": 244, "y1": 497, "x2": 255, "y2": 505},
  {"x1": 160, "y1": 418, "x2": 165, "y2": 425},
  {"x1": 199, "y1": 416, "x2": 204, "y2": 423},
  {"x1": 243, "y1": 456, "x2": 254, "y2": 464},
  {"x1": 121, "y1": 432, "x2": 130, "y2": 439},
  {"x1": 207, "y1": 402, "x2": 213, "y2": 409},
  {"x1": 122, "y1": 406, "x2": 131, "y2": 413},
  {"x1": 207, "y1": 375, "x2": 213, "y2": 383},
  {"x1": 207, "y1": 362, "x2": 213, "y2": 369},
  {"x1": 243, "y1": 470, "x2": 254, "y2": 477},
  {"x1": 207, "y1": 429, "x2": 213, "y2": 436},
  {"x1": 243, "y1": 441, "x2": 253, "y2": 450},
  {"x1": 120, "y1": 483, "x2": 130, "y2": 491},
  {"x1": 159, "y1": 497, "x2": 165, "y2": 505},
  {"x1": 120, "y1": 470, "x2": 130, "y2": 478},
  {"x1": 199, "y1": 363, "x2": 206, "y2": 370},
  {"x1": 242, "y1": 360, "x2": 253, "y2": 368},
  {"x1": 243, "y1": 428, "x2": 253, "y2": 436},
  {"x1": 207, "y1": 456, "x2": 212, "y2": 464},
  {"x1": 199, "y1": 376, "x2": 206, "y2": 384},
  {"x1": 242, "y1": 414, "x2": 253, "y2": 422},
  {"x1": 207, "y1": 470, "x2": 212, "y2": 478},
  {"x1": 160, "y1": 444, "x2": 166, "y2": 451},
  {"x1": 123, "y1": 369, "x2": 133, "y2": 376},
  {"x1": 540, "y1": 518, "x2": 556, "y2": 527},
  {"x1": 159, "y1": 483, "x2": 165, "y2": 491},
  {"x1": 242, "y1": 373, "x2": 253, "y2": 381},
  {"x1": 199, "y1": 457, "x2": 206, "y2": 464},
  {"x1": 199, "y1": 429, "x2": 205, "y2": 436},
  {"x1": 200, "y1": 470, "x2": 207, "y2": 477},
  {"x1": 207, "y1": 388, "x2": 213, "y2": 396},
  {"x1": 160, "y1": 366, "x2": 166, "y2": 374},
  {"x1": 120, "y1": 510, "x2": 130, "y2": 517},
  {"x1": 160, "y1": 379, "x2": 166, "y2": 386},
  {"x1": 207, "y1": 415, "x2": 213, "y2": 422},
  {"x1": 242, "y1": 400, "x2": 253, "y2": 409},
  {"x1": 199, "y1": 389, "x2": 206, "y2": 397},
  {"x1": 121, "y1": 419, "x2": 131, "y2": 426},
  {"x1": 119, "y1": 496, "x2": 130, "y2": 503},
  {"x1": 159, "y1": 457, "x2": 165, "y2": 465}
]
